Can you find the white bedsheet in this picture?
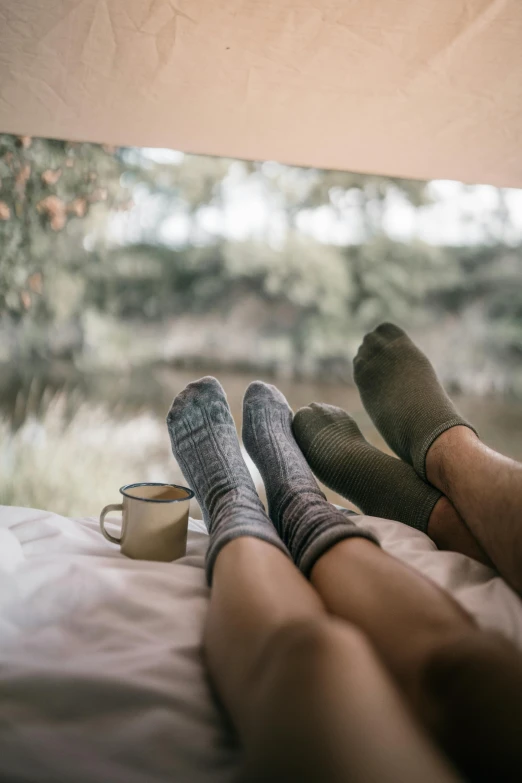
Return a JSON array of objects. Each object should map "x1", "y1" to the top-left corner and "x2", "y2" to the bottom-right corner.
[{"x1": 1, "y1": 505, "x2": 521, "y2": 783}]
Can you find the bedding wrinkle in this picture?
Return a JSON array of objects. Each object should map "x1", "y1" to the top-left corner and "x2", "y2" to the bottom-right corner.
[{"x1": 0, "y1": 505, "x2": 520, "y2": 782}]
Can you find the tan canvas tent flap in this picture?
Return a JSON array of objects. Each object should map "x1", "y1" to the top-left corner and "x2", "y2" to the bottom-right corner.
[{"x1": 0, "y1": 0, "x2": 521, "y2": 187}]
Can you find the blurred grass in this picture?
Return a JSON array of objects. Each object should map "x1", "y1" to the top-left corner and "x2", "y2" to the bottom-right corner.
[
  {"x1": 0, "y1": 394, "x2": 194, "y2": 519},
  {"x1": 2, "y1": 370, "x2": 522, "y2": 521}
]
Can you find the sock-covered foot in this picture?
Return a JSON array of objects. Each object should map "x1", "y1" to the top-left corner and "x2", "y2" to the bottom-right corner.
[
  {"x1": 353, "y1": 323, "x2": 476, "y2": 479},
  {"x1": 293, "y1": 403, "x2": 441, "y2": 534},
  {"x1": 166, "y1": 377, "x2": 288, "y2": 584},
  {"x1": 242, "y1": 382, "x2": 379, "y2": 577}
]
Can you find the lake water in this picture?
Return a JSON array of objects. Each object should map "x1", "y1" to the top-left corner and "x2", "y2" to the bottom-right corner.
[{"x1": 1, "y1": 362, "x2": 521, "y2": 519}]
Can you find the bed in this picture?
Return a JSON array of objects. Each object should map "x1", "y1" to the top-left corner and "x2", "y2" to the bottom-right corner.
[{"x1": 1, "y1": 504, "x2": 521, "y2": 782}]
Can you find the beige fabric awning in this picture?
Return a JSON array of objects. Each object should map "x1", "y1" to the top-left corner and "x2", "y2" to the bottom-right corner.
[{"x1": 0, "y1": 0, "x2": 521, "y2": 186}]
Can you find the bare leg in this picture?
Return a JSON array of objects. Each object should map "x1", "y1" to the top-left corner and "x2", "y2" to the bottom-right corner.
[
  {"x1": 427, "y1": 495, "x2": 492, "y2": 566},
  {"x1": 291, "y1": 401, "x2": 491, "y2": 565},
  {"x1": 167, "y1": 376, "x2": 457, "y2": 780},
  {"x1": 205, "y1": 537, "x2": 460, "y2": 783},
  {"x1": 426, "y1": 426, "x2": 522, "y2": 592},
  {"x1": 312, "y1": 537, "x2": 522, "y2": 781},
  {"x1": 348, "y1": 323, "x2": 520, "y2": 587},
  {"x1": 170, "y1": 377, "x2": 519, "y2": 780},
  {"x1": 239, "y1": 378, "x2": 522, "y2": 779}
]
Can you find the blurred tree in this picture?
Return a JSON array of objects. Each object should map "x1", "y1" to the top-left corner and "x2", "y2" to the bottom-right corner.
[
  {"x1": 0, "y1": 134, "x2": 129, "y2": 357},
  {"x1": 82, "y1": 152, "x2": 458, "y2": 377},
  {"x1": 254, "y1": 164, "x2": 430, "y2": 233},
  {"x1": 432, "y1": 242, "x2": 522, "y2": 363},
  {"x1": 1, "y1": 134, "x2": 520, "y2": 388}
]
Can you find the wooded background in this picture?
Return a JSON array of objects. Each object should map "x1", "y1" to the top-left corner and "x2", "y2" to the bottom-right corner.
[{"x1": 1, "y1": 133, "x2": 521, "y2": 394}]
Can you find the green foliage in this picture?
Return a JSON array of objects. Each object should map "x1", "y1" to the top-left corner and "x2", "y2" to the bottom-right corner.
[
  {"x1": 1, "y1": 134, "x2": 521, "y2": 386},
  {"x1": 0, "y1": 134, "x2": 127, "y2": 324},
  {"x1": 344, "y1": 237, "x2": 460, "y2": 328},
  {"x1": 434, "y1": 244, "x2": 522, "y2": 362}
]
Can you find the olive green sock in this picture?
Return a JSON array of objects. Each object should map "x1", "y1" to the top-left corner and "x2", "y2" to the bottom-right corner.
[
  {"x1": 353, "y1": 323, "x2": 477, "y2": 480},
  {"x1": 292, "y1": 403, "x2": 441, "y2": 534}
]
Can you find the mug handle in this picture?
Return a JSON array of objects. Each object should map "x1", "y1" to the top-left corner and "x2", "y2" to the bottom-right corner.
[{"x1": 100, "y1": 503, "x2": 123, "y2": 544}]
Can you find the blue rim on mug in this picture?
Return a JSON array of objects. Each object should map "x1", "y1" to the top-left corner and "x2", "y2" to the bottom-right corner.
[{"x1": 120, "y1": 482, "x2": 195, "y2": 503}]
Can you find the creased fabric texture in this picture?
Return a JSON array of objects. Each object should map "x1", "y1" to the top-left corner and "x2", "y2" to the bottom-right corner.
[{"x1": 1, "y1": 505, "x2": 522, "y2": 783}]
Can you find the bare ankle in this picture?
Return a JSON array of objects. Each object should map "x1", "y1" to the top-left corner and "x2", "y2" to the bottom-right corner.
[
  {"x1": 427, "y1": 495, "x2": 491, "y2": 566},
  {"x1": 427, "y1": 496, "x2": 462, "y2": 548},
  {"x1": 425, "y1": 426, "x2": 479, "y2": 493}
]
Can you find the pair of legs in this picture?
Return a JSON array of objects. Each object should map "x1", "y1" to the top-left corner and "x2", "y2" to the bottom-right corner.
[
  {"x1": 208, "y1": 538, "x2": 522, "y2": 782},
  {"x1": 293, "y1": 323, "x2": 522, "y2": 589},
  {"x1": 167, "y1": 326, "x2": 522, "y2": 782}
]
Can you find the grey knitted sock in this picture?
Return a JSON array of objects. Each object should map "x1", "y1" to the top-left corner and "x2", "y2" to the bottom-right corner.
[
  {"x1": 242, "y1": 382, "x2": 379, "y2": 578},
  {"x1": 293, "y1": 403, "x2": 442, "y2": 534},
  {"x1": 166, "y1": 377, "x2": 289, "y2": 584},
  {"x1": 354, "y1": 323, "x2": 477, "y2": 479}
]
